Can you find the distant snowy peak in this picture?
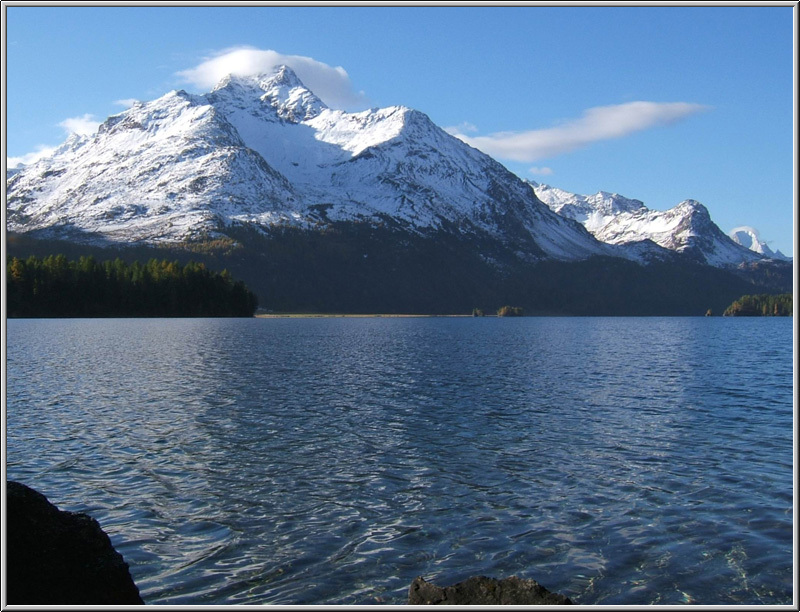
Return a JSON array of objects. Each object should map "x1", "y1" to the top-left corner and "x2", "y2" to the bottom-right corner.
[
  {"x1": 730, "y1": 226, "x2": 762, "y2": 251},
  {"x1": 729, "y1": 226, "x2": 791, "y2": 261},
  {"x1": 529, "y1": 181, "x2": 645, "y2": 234},
  {"x1": 531, "y1": 181, "x2": 645, "y2": 216},
  {"x1": 530, "y1": 182, "x2": 766, "y2": 267}
]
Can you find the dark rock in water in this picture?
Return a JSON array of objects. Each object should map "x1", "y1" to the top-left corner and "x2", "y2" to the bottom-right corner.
[
  {"x1": 6, "y1": 481, "x2": 144, "y2": 604},
  {"x1": 408, "y1": 575, "x2": 572, "y2": 605}
]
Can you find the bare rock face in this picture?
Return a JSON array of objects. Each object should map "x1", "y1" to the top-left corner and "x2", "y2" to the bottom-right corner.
[
  {"x1": 6, "y1": 481, "x2": 144, "y2": 605},
  {"x1": 408, "y1": 575, "x2": 572, "y2": 605}
]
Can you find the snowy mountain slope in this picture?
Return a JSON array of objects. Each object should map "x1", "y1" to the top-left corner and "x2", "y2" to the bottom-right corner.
[
  {"x1": 529, "y1": 181, "x2": 771, "y2": 267},
  {"x1": 7, "y1": 66, "x2": 609, "y2": 262},
  {"x1": 206, "y1": 70, "x2": 618, "y2": 262},
  {"x1": 7, "y1": 88, "x2": 300, "y2": 242}
]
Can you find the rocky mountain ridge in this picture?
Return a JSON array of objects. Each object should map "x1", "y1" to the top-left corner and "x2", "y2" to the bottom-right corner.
[{"x1": 528, "y1": 181, "x2": 785, "y2": 267}]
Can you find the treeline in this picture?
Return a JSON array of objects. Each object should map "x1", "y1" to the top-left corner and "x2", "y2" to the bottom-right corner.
[
  {"x1": 7, "y1": 228, "x2": 793, "y2": 316},
  {"x1": 723, "y1": 293, "x2": 792, "y2": 317},
  {"x1": 6, "y1": 255, "x2": 258, "y2": 318}
]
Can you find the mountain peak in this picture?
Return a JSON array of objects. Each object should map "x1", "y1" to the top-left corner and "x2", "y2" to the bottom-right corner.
[
  {"x1": 676, "y1": 199, "x2": 711, "y2": 219},
  {"x1": 210, "y1": 65, "x2": 326, "y2": 122},
  {"x1": 211, "y1": 65, "x2": 300, "y2": 88},
  {"x1": 268, "y1": 64, "x2": 303, "y2": 87}
]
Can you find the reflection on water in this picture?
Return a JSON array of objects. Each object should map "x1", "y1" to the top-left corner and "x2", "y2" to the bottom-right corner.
[{"x1": 6, "y1": 317, "x2": 794, "y2": 605}]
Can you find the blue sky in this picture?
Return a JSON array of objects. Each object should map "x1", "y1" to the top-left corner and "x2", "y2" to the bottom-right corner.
[{"x1": 4, "y1": 4, "x2": 796, "y2": 255}]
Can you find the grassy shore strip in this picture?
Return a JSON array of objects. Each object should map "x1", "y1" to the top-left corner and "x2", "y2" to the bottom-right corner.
[{"x1": 255, "y1": 313, "x2": 475, "y2": 318}]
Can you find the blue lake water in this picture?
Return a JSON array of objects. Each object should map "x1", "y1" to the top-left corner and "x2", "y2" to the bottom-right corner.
[{"x1": 5, "y1": 316, "x2": 794, "y2": 605}]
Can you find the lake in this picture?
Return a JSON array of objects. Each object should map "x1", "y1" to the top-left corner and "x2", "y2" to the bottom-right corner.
[{"x1": 5, "y1": 316, "x2": 794, "y2": 605}]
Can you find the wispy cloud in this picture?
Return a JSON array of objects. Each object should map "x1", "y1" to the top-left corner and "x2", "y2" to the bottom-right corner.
[
  {"x1": 59, "y1": 114, "x2": 101, "y2": 136},
  {"x1": 444, "y1": 121, "x2": 478, "y2": 135},
  {"x1": 177, "y1": 46, "x2": 369, "y2": 111},
  {"x1": 450, "y1": 101, "x2": 710, "y2": 162},
  {"x1": 528, "y1": 166, "x2": 554, "y2": 176},
  {"x1": 7, "y1": 145, "x2": 58, "y2": 169},
  {"x1": 7, "y1": 114, "x2": 102, "y2": 168},
  {"x1": 114, "y1": 98, "x2": 139, "y2": 108}
]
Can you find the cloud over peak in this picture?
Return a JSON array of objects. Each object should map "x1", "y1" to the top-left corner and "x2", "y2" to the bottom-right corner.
[
  {"x1": 177, "y1": 47, "x2": 369, "y2": 111},
  {"x1": 59, "y1": 114, "x2": 101, "y2": 136},
  {"x1": 450, "y1": 101, "x2": 710, "y2": 162}
]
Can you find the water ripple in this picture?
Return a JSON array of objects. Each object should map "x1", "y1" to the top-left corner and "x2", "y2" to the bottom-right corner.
[{"x1": 6, "y1": 317, "x2": 793, "y2": 605}]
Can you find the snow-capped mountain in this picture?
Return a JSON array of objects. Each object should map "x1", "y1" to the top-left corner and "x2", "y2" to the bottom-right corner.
[
  {"x1": 529, "y1": 181, "x2": 772, "y2": 267},
  {"x1": 7, "y1": 65, "x2": 610, "y2": 262},
  {"x1": 729, "y1": 226, "x2": 791, "y2": 261}
]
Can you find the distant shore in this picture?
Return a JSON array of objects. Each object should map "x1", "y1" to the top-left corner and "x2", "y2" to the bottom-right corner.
[{"x1": 255, "y1": 313, "x2": 475, "y2": 318}]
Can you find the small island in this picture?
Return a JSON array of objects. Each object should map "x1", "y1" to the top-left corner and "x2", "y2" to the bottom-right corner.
[
  {"x1": 471, "y1": 306, "x2": 525, "y2": 317},
  {"x1": 6, "y1": 255, "x2": 258, "y2": 318},
  {"x1": 723, "y1": 293, "x2": 792, "y2": 317},
  {"x1": 496, "y1": 305, "x2": 525, "y2": 317}
]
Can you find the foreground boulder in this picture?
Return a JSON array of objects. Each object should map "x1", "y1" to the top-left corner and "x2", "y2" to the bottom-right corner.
[
  {"x1": 408, "y1": 575, "x2": 572, "y2": 605},
  {"x1": 6, "y1": 481, "x2": 144, "y2": 604}
]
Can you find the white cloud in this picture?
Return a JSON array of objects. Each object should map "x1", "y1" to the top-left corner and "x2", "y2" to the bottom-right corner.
[
  {"x1": 114, "y1": 98, "x2": 139, "y2": 108},
  {"x1": 528, "y1": 166, "x2": 554, "y2": 176},
  {"x1": 728, "y1": 225, "x2": 762, "y2": 250},
  {"x1": 444, "y1": 121, "x2": 478, "y2": 135},
  {"x1": 59, "y1": 114, "x2": 101, "y2": 136},
  {"x1": 177, "y1": 46, "x2": 369, "y2": 110},
  {"x1": 8, "y1": 113, "x2": 102, "y2": 168},
  {"x1": 7, "y1": 145, "x2": 58, "y2": 169},
  {"x1": 729, "y1": 225, "x2": 760, "y2": 239},
  {"x1": 450, "y1": 101, "x2": 710, "y2": 162}
]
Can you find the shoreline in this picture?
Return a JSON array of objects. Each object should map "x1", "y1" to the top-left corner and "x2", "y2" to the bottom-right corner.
[{"x1": 254, "y1": 313, "x2": 476, "y2": 318}]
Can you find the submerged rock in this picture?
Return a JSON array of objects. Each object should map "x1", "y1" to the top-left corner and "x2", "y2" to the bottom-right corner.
[
  {"x1": 6, "y1": 481, "x2": 144, "y2": 605},
  {"x1": 408, "y1": 575, "x2": 572, "y2": 605}
]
